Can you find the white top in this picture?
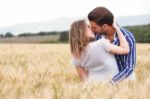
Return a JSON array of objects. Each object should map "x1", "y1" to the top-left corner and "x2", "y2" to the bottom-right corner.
[{"x1": 71, "y1": 38, "x2": 119, "y2": 82}]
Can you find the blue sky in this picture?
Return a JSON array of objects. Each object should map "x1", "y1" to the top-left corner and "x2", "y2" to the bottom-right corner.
[{"x1": 0, "y1": 0, "x2": 150, "y2": 27}]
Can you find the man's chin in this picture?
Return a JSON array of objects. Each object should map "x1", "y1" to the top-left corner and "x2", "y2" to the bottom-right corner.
[
  {"x1": 101, "y1": 32, "x2": 105, "y2": 35},
  {"x1": 96, "y1": 32, "x2": 105, "y2": 35}
]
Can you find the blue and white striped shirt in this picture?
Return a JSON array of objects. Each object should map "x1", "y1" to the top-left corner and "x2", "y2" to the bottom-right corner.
[{"x1": 95, "y1": 27, "x2": 136, "y2": 84}]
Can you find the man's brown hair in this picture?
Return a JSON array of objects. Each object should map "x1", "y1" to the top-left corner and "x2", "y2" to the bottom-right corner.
[{"x1": 88, "y1": 7, "x2": 114, "y2": 26}]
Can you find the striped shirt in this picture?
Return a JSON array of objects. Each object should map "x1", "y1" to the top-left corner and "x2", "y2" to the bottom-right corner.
[{"x1": 95, "y1": 27, "x2": 136, "y2": 84}]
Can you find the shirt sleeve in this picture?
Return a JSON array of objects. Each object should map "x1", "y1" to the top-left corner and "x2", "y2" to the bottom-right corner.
[
  {"x1": 71, "y1": 56, "x2": 81, "y2": 67},
  {"x1": 101, "y1": 38, "x2": 111, "y2": 52},
  {"x1": 111, "y1": 37, "x2": 136, "y2": 84}
]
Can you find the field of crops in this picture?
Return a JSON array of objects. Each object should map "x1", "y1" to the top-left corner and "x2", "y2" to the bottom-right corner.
[{"x1": 0, "y1": 44, "x2": 149, "y2": 99}]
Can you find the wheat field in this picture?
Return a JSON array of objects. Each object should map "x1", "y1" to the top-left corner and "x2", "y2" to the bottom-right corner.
[{"x1": 0, "y1": 44, "x2": 149, "y2": 99}]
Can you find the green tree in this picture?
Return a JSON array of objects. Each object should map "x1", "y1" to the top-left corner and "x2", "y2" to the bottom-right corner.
[
  {"x1": 4, "y1": 32, "x2": 14, "y2": 38},
  {"x1": 59, "y1": 31, "x2": 69, "y2": 42}
]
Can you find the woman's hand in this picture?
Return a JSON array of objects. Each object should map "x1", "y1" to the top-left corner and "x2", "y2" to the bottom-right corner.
[
  {"x1": 112, "y1": 19, "x2": 119, "y2": 30},
  {"x1": 108, "y1": 19, "x2": 130, "y2": 55}
]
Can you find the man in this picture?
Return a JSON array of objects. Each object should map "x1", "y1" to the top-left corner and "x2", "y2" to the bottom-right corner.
[{"x1": 88, "y1": 7, "x2": 136, "y2": 84}]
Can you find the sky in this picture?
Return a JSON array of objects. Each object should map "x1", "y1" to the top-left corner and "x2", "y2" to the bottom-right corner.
[{"x1": 0, "y1": 0, "x2": 150, "y2": 27}]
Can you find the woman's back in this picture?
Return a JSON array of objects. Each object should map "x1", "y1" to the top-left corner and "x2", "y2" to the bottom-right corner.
[{"x1": 72, "y1": 38, "x2": 119, "y2": 82}]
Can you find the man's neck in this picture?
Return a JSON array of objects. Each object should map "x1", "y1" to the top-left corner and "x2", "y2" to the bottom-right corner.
[{"x1": 104, "y1": 27, "x2": 116, "y2": 43}]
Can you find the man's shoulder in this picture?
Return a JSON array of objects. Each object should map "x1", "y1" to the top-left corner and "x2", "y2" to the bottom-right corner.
[
  {"x1": 120, "y1": 27, "x2": 132, "y2": 35},
  {"x1": 95, "y1": 34, "x2": 104, "y2": 40},
  {"x1": 120, "y1": 27, "x2": 136, "y2": 43}
]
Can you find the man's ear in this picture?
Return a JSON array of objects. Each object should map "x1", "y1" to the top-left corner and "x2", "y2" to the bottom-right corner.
[
  {"x1": 104, "y1": 24, "x2": 109, "y2": 27},
  {"x1": 102, "y1": 24, "x2": 108, "y2": 28}
]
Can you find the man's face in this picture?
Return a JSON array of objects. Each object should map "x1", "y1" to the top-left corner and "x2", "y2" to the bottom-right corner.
[{"x1": 89, "y1": 21, "x2": 104, "y2": 34}]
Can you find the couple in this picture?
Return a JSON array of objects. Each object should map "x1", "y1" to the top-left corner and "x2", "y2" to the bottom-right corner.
[{"x1": 70, "y1": 7, "x2": 136, "y2": 84}]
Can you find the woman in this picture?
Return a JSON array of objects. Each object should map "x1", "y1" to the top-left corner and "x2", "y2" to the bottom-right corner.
[{"x1": 69, "y1": 19, "x2": 129, "y2": 82}]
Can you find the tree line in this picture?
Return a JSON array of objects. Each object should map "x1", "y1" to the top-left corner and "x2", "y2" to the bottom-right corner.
[
  {"x1": 125, "y1": 24, "x2": 150, "y2": 43},
  {"x1": 0, "y1": 24, "x2": 150, "y2": 43}
]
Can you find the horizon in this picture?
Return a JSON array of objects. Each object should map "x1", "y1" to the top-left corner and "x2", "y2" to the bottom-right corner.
[
  {"x1": 0, "y1": 14, "x2": 150, "y2": 35},
  {"x1": 0, "y1": 14, "x2": 150, "y2": 28}
]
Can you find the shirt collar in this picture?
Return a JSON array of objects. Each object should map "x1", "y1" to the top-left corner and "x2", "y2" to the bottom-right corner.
[
  {"x1": 94, "y1": 31, "x2": 119, "y2": 44},
  {"x1": 113, "y1": 32, "x2": 118, "y2": 44}
]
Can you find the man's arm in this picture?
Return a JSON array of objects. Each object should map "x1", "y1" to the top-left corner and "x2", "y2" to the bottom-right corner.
[
  {"x1": 72, "y1": 56, "x2": 88, "y2": 81},
  {"x1": 111, "y1": 38, "x2": 136, "y2": 84},
  {"x1": 75, "y1": 66, "x2": 88, "y2": 81}
]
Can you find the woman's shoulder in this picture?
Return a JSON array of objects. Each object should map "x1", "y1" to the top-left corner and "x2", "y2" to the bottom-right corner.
[
  {"x1": 88, "y1": 37, "x2": 111, "y2": 52},
  {"x1": 89, "y1": 37, "x2": 110, "y2": 46}
]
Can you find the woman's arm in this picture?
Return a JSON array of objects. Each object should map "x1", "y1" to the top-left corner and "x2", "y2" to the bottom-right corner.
[
  {"x1": 109, "y1": 20, "x2": 130, "y2": 55},
  {"x1": 75, "y1": 66, "x2": 88, "y2": 81}
]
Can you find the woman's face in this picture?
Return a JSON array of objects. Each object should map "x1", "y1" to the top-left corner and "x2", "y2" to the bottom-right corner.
[
  {"x1": 90, "y1": 21, "x2": 104, "y2": 34},
  {"x1": 86, "y1": 25, "x2": 95, "y2": 39}
]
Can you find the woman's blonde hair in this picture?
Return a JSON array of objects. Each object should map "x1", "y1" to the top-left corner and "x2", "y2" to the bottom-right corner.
[{"x1": 69, "y1": 19, "x2": 91, "y2": 58}]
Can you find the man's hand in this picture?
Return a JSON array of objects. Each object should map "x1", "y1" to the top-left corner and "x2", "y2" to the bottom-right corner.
[{"x1": 76, "y1": 66, "x2": 88, "y2": 81}]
